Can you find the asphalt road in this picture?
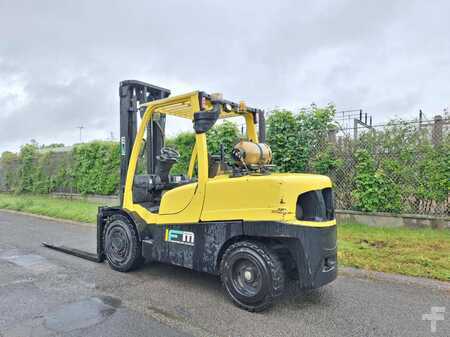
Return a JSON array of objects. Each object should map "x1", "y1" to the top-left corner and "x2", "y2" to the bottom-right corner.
[{"x1": 0, "y1": 211, "x2": 449, "y2": 337}]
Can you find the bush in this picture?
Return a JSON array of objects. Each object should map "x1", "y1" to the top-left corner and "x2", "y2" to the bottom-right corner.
[
  {"x1": 266, "y1": 104, "x2": 337, "y2": 172},
  {"x1": 352, "y1": 149, "x2": 402, "y2": 212},
  {"x1": 72, "y1": 141, "x2": 121, "y2": 195}
]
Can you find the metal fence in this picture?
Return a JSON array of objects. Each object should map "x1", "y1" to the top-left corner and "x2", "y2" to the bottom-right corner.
[{"x1": 305, "y1": 115, "x2": 449, "y2": 217}]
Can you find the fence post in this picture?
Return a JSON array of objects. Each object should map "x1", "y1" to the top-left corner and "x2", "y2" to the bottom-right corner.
[{"x1": 432, "y1": 115, "x2": 443, "y2": 147}]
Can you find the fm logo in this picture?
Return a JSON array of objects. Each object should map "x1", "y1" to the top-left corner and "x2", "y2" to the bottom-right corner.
[{"x1": 165, "y1": 228, "x2": 195, "y2": 246}]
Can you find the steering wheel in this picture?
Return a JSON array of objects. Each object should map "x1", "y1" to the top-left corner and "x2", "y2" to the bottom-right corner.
[{"x1": 160, "y1": 147, "x2": 180, "y2": 160}]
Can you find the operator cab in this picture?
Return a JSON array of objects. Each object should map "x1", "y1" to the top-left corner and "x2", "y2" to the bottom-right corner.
[{"x1": 119, "y1": 80, "x2": 268, "y2": 217}]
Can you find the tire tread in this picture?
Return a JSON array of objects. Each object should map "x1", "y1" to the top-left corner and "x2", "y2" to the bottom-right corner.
[
  {"x1": 220, "y1": 240, "x2": 285, "y2": 312},
  {"x1": 103, "y1": 214, "x2": 143, "y2": 272}
]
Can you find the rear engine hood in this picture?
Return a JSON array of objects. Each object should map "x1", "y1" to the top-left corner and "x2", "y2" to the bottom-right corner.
[{"x1": 201, "y1": 173, "x2": 332, "y2": 223}]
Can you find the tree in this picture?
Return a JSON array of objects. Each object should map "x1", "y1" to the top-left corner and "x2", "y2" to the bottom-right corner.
[{"x1": 267, "y1": 104, "x2": 336, "y2": 172}]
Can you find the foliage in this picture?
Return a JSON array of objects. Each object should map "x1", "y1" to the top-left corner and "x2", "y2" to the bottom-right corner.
[
  {"x1": 166, "y1": 131, "x2": 196, "y2": 175},
  {"x1": 266, "y1": 104, "x2": 337, "y2": 172},
  {"x1": 414, "y1": 139, "x2": 450, "y2": 213},
  {"x1": 32, "y1": 151, "x2": 55, "y2": 194},
  {"x1": 311, "y1": 144, "x2": 343, "y2": 175},
  {"x1": 206, "y1": 120, "x2": 240, "y2": 156},
  {"x1": 350, "y1": 121, "x2": 449, "y2": 214},
  {"x1": 72, "y1": 141, "x2": 120, "y2": 195},
  {"x1": 0, "y1": 151, "x2": 19, "y2": 191},
  {"x1": 352, "y1": 149, "x2": 402, "y2": 212},
  {"x1": 17, "y1": 144, "x2": 38, "y2": 193},
  {"x1": 166, "y1": 121, "x2": 240, "y2": 175},
  {"x1": 0, "y1": 141, "x2": 120, "y2": 195},
  {"x1": 266, "y1": 109, "x2": 299, "y2": 172}
]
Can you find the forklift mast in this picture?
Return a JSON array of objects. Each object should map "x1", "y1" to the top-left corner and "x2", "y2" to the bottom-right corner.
[{"x1": 119, "y1": 80, "x2": 171, "y2": 204}]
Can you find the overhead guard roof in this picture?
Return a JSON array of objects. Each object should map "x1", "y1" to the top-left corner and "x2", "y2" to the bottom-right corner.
[{"x1": 140, "y1": 91, "x2": 259, "y2": 120}]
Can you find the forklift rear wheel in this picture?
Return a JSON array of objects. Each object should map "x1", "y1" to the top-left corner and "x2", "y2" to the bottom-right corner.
[
  {"x1": 220, "y1": 240, "x2": 285, "y2": 312},
  {"x1": 104, "y1": 215, "x2": 143, "y2": 272}
]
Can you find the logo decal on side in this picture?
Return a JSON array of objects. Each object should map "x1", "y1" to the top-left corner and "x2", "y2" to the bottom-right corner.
[{"x1": 165, "y1": 228, "x2": 195, "y2": 246}]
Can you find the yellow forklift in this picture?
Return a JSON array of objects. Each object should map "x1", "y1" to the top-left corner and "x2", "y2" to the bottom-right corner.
[{"x1": 44, "y1": 80, "x2": 337, "y2": 312}]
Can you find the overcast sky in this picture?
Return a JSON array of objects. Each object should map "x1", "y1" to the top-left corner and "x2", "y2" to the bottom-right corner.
[{"x1": 1, "y1": 0, "x2": 449, "y2": 153}]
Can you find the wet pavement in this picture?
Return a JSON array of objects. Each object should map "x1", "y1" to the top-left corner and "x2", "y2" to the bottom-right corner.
[{"x1": 0, "y1": 210, "x2": 449, "y2": 337}]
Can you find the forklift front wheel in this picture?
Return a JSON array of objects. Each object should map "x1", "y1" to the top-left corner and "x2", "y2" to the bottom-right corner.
[
  {"x1": 220, "y1": 240, "x2": 285, "y2": 312},
  {"x1": 103, "y1": 215, "x2": 143, "y2": 272}
]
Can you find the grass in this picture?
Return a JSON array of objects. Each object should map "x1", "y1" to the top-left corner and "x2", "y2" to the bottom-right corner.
[
  {"x1": 0, "y1": 193, "x2": 449, "y2": 282},
  {"x1": 0, "y1": 193, "x2": 103, "y2": 223},
  {"x1": 338, "y1": 223, "x2": 450, "y2": 282}
]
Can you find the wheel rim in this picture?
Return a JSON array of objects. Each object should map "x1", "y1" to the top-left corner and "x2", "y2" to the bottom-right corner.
[
  {"x1": 106, "y1": 224, "x2": 131, "y2": 265},
  {"x1": 230, "y1": 258, "x2": 263, "y2": 298}
]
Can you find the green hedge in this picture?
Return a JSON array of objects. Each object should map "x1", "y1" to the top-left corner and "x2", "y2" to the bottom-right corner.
[
  {"x1": 0, "y1": 141, "x2": 120, "y2": 195},
  {"x1": 72, "y1": 142, "x2": 121, "y2": 195}
]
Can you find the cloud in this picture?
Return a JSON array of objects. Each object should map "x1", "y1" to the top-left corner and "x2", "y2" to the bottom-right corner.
[{"x1": 0, "y1": 0, "x2": 449, "y2": 152}]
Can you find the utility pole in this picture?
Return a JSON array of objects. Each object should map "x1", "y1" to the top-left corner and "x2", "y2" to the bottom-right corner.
[{"x1": 77, "y1": 126, "x2": 84, "y2": 143}]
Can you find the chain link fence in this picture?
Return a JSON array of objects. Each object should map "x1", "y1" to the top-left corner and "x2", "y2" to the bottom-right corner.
[{"x1": 306, "y1": 115, "x2": 449, "y2": 217}]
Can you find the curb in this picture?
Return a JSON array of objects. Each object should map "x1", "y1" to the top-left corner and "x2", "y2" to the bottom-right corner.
[
  {"x1": 340, "y1": 267, "x2": 450, "y2": 292},
  {"x1": 0, "y1": 209, "x2": 95, "y2": 227}
]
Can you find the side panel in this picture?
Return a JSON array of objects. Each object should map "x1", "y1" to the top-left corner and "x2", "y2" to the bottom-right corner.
[
  {"x1": 154, "y1": 132, "x2": 207, "y2": 224},
  {"x1": 142, "y1": 221, "x2": 244, "y2": 274},
  {"x1": 201, "y1": 175, "x2": 283, "y2": 222},
  {"x1": 158, "y1": 183, "x2": 197, "y2": 215}
]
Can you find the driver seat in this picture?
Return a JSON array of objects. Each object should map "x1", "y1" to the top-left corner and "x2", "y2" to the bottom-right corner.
[
  {"x1": 155, "y1": 153, "x2": 177, "y2": 184},
  {"x1": 132, "y1": 147, "x2": 179, "y2": 206}
]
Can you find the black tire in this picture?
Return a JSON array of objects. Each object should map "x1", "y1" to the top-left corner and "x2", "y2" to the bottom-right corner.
[
  {"x1": 103, "y1": 214, "x2": 143, "y2": 272},
  {"x1": 220, "y1": 240, "x2": 285, "y2": 312}
]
